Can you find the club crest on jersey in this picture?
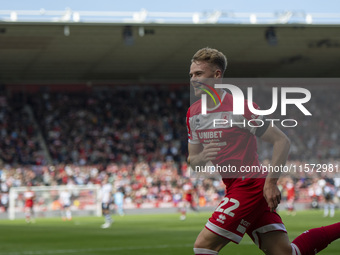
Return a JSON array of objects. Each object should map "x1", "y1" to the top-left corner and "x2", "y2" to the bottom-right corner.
[
  {"x1": 195, "y1": 118, "x2": 200, "y2": 127},
  {"x1": 221, "y1": 112, "x2": 229, "y2": 121}
]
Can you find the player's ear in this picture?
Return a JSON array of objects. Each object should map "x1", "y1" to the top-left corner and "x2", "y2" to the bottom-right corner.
[{"x1": 214, "y1": 69, "x2": 222, "y2": 78}]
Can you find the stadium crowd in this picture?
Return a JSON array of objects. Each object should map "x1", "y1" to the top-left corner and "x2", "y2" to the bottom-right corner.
[{"x1": 0, "y1": 84, "x2": 339, "y2": 212}]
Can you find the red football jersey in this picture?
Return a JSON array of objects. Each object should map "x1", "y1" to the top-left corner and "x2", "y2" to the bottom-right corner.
[
  {"x1": 24, "y1": 191, "x2": 35, "y2": 208},
  {"x1": 186, "y1": 90, "x2": 266, "y2": 183},
  {"x1": 183, "y1": 183, "x2": 194, "y2": 202},
  {"x1": 286, "y1": 182, "x2": 295, "y2": 200}
]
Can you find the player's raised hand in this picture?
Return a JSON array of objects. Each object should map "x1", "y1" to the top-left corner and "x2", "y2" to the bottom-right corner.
[{"x1": 263, "y1": 180, "x2": 281, "y2": 212}]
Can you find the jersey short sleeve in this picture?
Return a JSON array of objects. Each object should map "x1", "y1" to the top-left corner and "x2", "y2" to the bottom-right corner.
[{"x1": 186, "y1": 108, "x2": 200, "y2": 144}]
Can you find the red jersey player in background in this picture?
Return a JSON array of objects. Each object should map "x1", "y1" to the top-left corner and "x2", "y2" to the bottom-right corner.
[
  {"x1": 187, "y1": 47, "x2": 340, "y2": 255},
  {"x1": 180, "y1": 179, "x2": 199, "y2": 220},
  {"x1": 285, "y1": 178, "x2": 296, "y2": 216},
  {"x1": 24, "y1": 185, "x2": 35, "y2": 223}
]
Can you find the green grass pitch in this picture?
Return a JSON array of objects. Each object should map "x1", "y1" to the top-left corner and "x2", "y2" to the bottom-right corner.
[{"x1": 0, "y1": 210, "x2": 339, "y2": 255}]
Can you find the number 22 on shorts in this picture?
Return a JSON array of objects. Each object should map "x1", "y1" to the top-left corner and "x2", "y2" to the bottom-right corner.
[{"x1": 215, "y1": 197, "x2": 240, "y2": 217}]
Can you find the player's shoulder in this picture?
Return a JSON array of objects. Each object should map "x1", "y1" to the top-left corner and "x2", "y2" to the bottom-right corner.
[
  {"x1": 223, "y1": 91, "x2": 233, "y2": 101},
  {"x1": 187, "y1": 100, "x2": 202, "y2": 117}
]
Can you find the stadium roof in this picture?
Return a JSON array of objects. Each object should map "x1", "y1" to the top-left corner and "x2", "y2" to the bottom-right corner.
[
  {"x1": 2, "y1": 9, "x2": 340, "y2": 24},
  {"x1": 0, "y1": 19, "x2": 340, "y2": 83}
]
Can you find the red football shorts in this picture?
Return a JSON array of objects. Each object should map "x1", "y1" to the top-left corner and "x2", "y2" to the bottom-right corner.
[
  {"x1": 205, "y1": 178, "x2": 287, "y2": 247},
  {"x1": 25, "y1": 200, "x2": 34, "y2": 208},
  {"x1": 185, "y1": 193, "x2": 193, "y2": 203}
]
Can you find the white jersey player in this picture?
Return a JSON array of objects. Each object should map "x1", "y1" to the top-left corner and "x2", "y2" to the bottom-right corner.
[
  {"x1": 59, "y1": 189, "x2": 72, "y2": 221},
  {"x1": 101, "y1": 177, "x2": 113, "y2": 228}
]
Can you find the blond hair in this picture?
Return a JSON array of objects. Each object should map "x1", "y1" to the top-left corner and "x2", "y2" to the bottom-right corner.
[{"x1": 191, "y1": 47, "x2": 227, "y2": 74}]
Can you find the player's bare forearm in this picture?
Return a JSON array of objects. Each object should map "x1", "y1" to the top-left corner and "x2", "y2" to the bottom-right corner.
[
  {"x1": 260, "y1": 125, "x2": 290, "y2": 212},
  {"x1": 260, "y1": 125, "x2": 291, "y2": 181},
  {"x1": 266, "y1": 134, "x2": 291, "y2": 182},
  {"x1": 264, "y1": 135, "x2": 290, "y2": 211}
]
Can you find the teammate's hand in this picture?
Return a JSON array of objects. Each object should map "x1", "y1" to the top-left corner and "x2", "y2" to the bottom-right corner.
[
  {"x1": 263, "y1": 180, "x2": 281, "y2": 212},
  {"x1": 199, "y1": 143, "x2": 221, "y2": 163}
]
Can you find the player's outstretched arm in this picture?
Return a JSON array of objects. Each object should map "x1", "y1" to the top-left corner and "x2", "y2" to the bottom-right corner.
[{"x1": 259, "y1": 125, "x2": 291, "y2": 212}]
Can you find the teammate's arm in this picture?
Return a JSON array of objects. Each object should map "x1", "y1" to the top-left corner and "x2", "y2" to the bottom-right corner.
[{"x1": 259, "y1": 125, "x2": 291, "y2": 212}]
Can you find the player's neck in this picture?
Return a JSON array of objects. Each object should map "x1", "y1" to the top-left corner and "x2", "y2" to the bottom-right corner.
[{"x1": 206, "y1": 89, "x2": 224, "y2": 109}]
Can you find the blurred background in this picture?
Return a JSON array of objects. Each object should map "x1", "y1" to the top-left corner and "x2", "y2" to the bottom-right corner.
[{"x1": 0, "y1": 1, "x2": 339, "y2": 219}]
